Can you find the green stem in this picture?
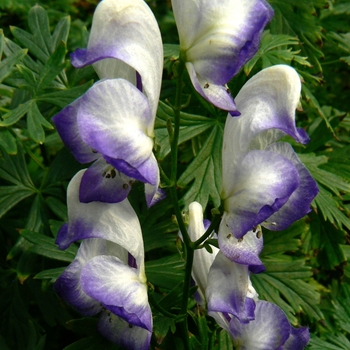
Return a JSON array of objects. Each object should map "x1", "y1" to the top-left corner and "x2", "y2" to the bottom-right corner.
[
  {"x1": 168, "y1": 58, "x2": 194, "y2": 350},
  {"x1": 159, "y1": 163, "x2": 172, "y2": 186},
  {"x1": 193, "y1": 213, "x2": 222, "y2": 248}
]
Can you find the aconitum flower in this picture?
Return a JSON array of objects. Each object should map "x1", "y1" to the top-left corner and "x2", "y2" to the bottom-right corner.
[
  {"x1": 215, "y1": 300, "x2": 310, "y2": 350},
  {"x1": 187, "y1": 202, "x2": 309, "y2": 349},
  {"x1": 219, "y1": 65, "x2": 318, "y2": 262},
  {"x1": 187, "y1": 202, "x2": 259, "y2": 322},
  {"x1": 53, "y1": 0, "x2": 163, "y2": 206},
  {"x1": 171, "y1": 0, "x2": 273, "y2": 113},
  {"x1": 54, "y1": 170, "x2": 152, "y2": 349}
]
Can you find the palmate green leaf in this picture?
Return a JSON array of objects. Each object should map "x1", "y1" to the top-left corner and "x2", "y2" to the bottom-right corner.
[
  {"x1": 268, "y1": 0, "x2": 325, "y2": 72},
  {"x1": 37, "y1": 80, "x2": 93, "y2": 108},
  {"x1": 4, "y1": 36, "x2": 41, "y2": 76},
  {"x1": 129, "y1": 186, "x2": 178, "y2": 251},
  {"x1": 20, "y1": 229, "x2": 78, "y2": 262},
  {"x1": 310, "y1": 283, "x2": 350, "y2": 349},
  {"x1": 213, "y1": 330, "x2": 233, "y2": 350},
  {"x1": 305, "y1": 109, "x2": 341, "y2": 153},
  {"x1": 262, "y1": 219, "x2": 309, "y2": 256},
  {"x1": 34, "y1": 41, "x2": 66, "y2": 94},
  {"x1": 26, "y1": 194, "x2": 45, "y2": 232},
  {"x1": 0, "y1": 142, "x2": 35, "y2": 188},
  {"x1": 340, "y1": 244, "x2": 350, "y2": 278},
  {"x1": 298, "y1": 153, "x2": 350, "y2": 196},
  {"x1": 244, "y1": 30, "x2": 311, "y2": 75},
  {"x1": 253, "y1": 223, "x2": 323, "y2": 324},
  {"x1": 16, "y1": 249, "x2": 37, "y2": 283},
  {"x1": 10, "y1": 25, "x2": 48, "y2": 64},
  {"x1": 10, "y1": 5, "x2": 60, "y2": 64},
  {"x1": 314, "y1": 186, "x2": 350, "y2": 231},
  {"x1": 156, "y1": 279, "x2": 193, "y2": 311},
  {"x1": 309, "y1": 335, "x2": 350, "y2": 350},
  {"x1": 298, "y1": 151, "x2": 350, "y2": 233},
  {"x1": 155, "y1": 101, "x2": 215, "y2": 160},
  {"x1": 142, "y1": 214, "x2": 177, "y2": 251},
  {"x1": 0, "y1": 186, "x2": 34, "y2": 218},
  {"x1": 13, "y1": 41, "x2": 67, "y2": 96},
  {"x1": 324, "y1": 334, "x2": 350, "y2": 349},
  {"x1": 177, "y1": 124, "x2": 223, "y2": 209},
  {"x1": 332, "y1": 284, "x2": 350, "y2": 334},
  {"x1": 0, "y1": 30, "x2": 27, "y2": 83},
  {"x1": 195, "y1": 310, "x2": 209, "y2": 350},
  {"x1": 153, "y1": 315, "x2": 176, "y2": 345},
  {"x1": 146, "y1": 254, "x2": 184, "y2": 289},
  {"x1": 302, "y1": 85, "x2": 334, "y2": 133},
  {"x1": 328, "y1": 32, "x2": 350, "y2": 65},
  {"x1": 0, "y1": 129, "x2": 17, "y2": 154},
  {"x1": 27, "y1": 101, "x2": 53, "y2": 143},
  {"x1": 0, "y1": 100, "x2": 31, "y2": 127},
  {"x1": 310, "y1": 213, "x2": 346, "y2": 269},
  {"x1": 163, "y1": 43, "x2": 180, "y2": 70},
  {"x1": 34, "y1": 267, "x2": 66, "y2": 283},
  {"x1": 45, "y1": 197, "x2": 68, "y2": 222},
  {"x1": 52, "y1": 16, "x2": 71, "y2": 51},
  {"x1": 16, "y1": 63, "x2": 38, "y2": 92},
  {"x1": 251, "y1": 258, "x2": 323, "y2": 324},
  {"x1": 8, "y1": 5, "x2": 69, "y2": 92}
]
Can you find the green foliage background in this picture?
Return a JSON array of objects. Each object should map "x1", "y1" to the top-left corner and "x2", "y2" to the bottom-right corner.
[{"x1": 0, "y1": 0, "x2": 349, "y2": 349}]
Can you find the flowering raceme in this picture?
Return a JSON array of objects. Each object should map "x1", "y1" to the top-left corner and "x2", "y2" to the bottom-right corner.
[
  {"x1": 219, "y1": 65, "x2": 319, "y2": 263},
  {"x1": 50, "y1": 0, "x2": 317, "y2": 347},
  {"x1": 52, "y1": 0, "x2": 163, "y2": 206},
  {"x1": 54, "y1": 170, "x2": 152, "y2": 350},
  {"x1": 171, "y1": 0, "x2": 273, "y2": 113}
]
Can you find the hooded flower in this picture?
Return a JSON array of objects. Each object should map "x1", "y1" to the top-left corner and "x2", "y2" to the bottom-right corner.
[
  {"x1": 54, "y1": 170, "x2": 152, "y2": 349},
  {"x1": 220, "y1": 65, "x2": 318, "y2": 262},
  {"x1": 171, "y1": 0, "x2": 273, "y2": 113},
  {"x1": 217, "y1": 300, "x2": 310, "y2": 350},
  {"x1": 52, "y1": 0, "x2": 163, "y2": 207},
  {"x1": 187, "y1": 202, "x2": 309, "y2": 349},
  {"x1": 187, "y1": 202, "x2": 259, "y2": 322}
]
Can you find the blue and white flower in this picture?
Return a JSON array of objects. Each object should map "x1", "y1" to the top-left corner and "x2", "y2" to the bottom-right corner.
[
  {"x1": 54, "y1": 170, "x2": 152, "y2": 349},
  {"x1": 220, "y1": 65, "x2": 318, "y2": 263},
  {"x1": 187, "y1": 202, "x2": 309, "y2": 349},
  {"x1": 53, "y1": 0, "x2": 163, "y2": 206},
  {"x1": 171, "y1": 0, "x2": 273, "y2": 113}
]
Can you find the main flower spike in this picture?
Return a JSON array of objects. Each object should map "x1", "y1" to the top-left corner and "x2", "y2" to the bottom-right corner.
[
  {"x1": 53, "y1": 0, "x2": 163, "y2": 207},
  {"x1": 171, "y1": 0, "x2": 273, "y2": 113},
  {"x1": 54, "y1": 170, "x2": 152, "y2": 349},
  {"x1": 220, "y1": 65, "x2": 318, "y2": 262}
]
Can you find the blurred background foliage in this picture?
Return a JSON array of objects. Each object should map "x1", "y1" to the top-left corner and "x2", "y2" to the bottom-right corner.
[{"x1": 0, "y1": 0, "x2": 349, "y2": 349}]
